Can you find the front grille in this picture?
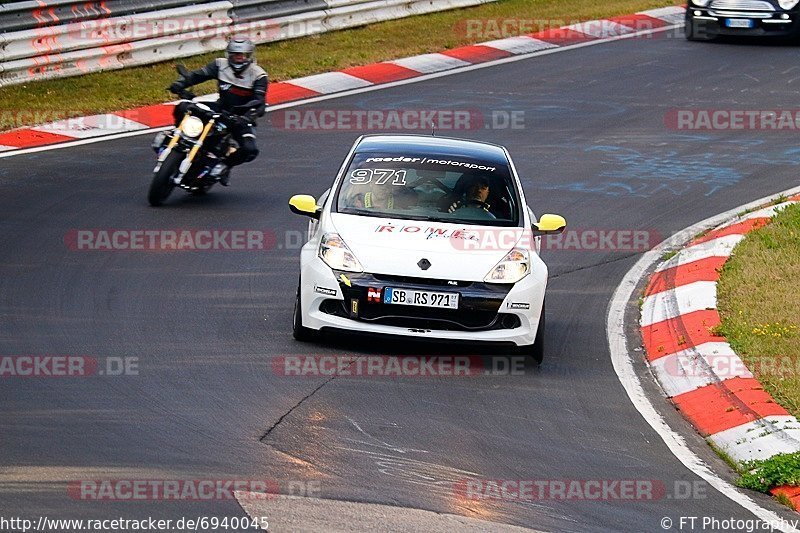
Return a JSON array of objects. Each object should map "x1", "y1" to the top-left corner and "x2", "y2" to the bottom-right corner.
[
  {"x1": 709, "y1": 0, "x2": 776, "y2": 11},
  {"x1": 318, "y1": 299, "x2": 521, "y2": 331},
  {"x1": 372, "y1": 274, "x2": 473, "y2": 288}
]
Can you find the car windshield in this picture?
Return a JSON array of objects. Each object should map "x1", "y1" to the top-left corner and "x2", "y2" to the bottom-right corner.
[{"x1": 334, "y1": 151, "x2": 521, "y2": 226}]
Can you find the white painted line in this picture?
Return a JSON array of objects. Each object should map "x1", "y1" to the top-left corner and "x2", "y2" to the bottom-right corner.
[
  {"x1": 608, "y1": 183, "x2": 800, "y2": 532},
  {"x1": 640, "y1": 281, "x2": 718, "y2": 327},
  {"x1": 479, "y1": 36, "x2": 557, "y2": 55},
  {"x1": 0, "y1": 145, "x2": 17, "y2": 152},
  {"x1": 285, "y1": 71, "x2": 373, "y2": 94},
  {"x1": 565, "y1": 20, "x2": 635, "y2": 39},
  {"x1": 638, "y1": 6, "x2": 687, "y2": 25},
  {"x1": 390, "y1": 53, "x2": 471, "y2": 74},
  {"x1": 650, "y1": 342, "x2": 752, "y2": 398},
  {"x1": 0, "y1": 24, "x2": 684, "y2": 160},
  {"x1": 711, "y1": 416, "x2": 800, "y2": 463},
  {"x1": 30, "y1": 114, "x2": 150, "y2": 139},
  {"x1": 655, "y1": 234, "x2": 743, "y2": 272}
]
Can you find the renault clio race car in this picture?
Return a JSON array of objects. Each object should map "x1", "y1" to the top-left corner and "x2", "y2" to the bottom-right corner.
[{"x1": 288, "y1": 135, "x2": 566, "y2": 362}]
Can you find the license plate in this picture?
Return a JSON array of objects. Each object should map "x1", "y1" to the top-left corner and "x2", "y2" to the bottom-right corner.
[
  {"x1": 725, "y1": 18, "x2": 754, "y2": 28},
  {"x1": 383, "y1": 287, "x2": 459, "y2": 309}
]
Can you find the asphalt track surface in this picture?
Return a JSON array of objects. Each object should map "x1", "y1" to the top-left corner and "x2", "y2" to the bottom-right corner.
[{"x1": 2, "y1": 34, "x2": 800, "y2": 532}]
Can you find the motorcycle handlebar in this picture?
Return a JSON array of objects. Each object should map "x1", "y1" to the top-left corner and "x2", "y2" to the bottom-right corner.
[{"x1": 182, "y1": 103, "x2": 251, "y2": 129}]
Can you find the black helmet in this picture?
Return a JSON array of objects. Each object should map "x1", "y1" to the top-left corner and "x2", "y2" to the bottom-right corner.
[{"x1": 226, "y1": 36, "x2": 255, "y2": 74}]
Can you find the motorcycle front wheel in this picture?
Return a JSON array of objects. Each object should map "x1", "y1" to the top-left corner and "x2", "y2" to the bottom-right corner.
[{"x1": 148, "y1": 151, "x2": 182, "y2": 206}]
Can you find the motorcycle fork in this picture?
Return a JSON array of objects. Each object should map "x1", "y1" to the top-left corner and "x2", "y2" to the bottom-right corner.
[
  {"x1": 178, "y1": 118, "x2": 216, "y2": 176},
  {"x1": 157, "y1": 115, "x2": 188, "y2": 164}
]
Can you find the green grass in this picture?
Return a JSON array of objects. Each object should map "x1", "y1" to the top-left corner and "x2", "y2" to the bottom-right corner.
[
  {"x1": 716, "y1": 202, "x2": 800, "y2": 500},
  {"x1": 0, "y1": 0, "x2": 677, "y2": 130},
  {"x1": 708, "y1": 440, "x2": 741, "y2": 473},
  {"x1": 717, "y1": 202, "x2": 800, "y2": 419},
  {"x1": 737, "y1": 452, "x2": 800, "y2": 493},
  {"x1": 661, "y1": 250, "x2": 678, "y2": 261}
]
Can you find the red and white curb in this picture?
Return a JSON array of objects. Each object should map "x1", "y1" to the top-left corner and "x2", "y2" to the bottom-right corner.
[
  {"x1": 640, "y1": 194, "x2": 800, "y2": 511},
  {"x1": 0, "y1": 6, "x2": 684, "y2": 154}
]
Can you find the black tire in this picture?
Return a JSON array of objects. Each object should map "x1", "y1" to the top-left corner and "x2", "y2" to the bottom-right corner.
[
  {"x1": 522, "y1": 302, "x2": 545, "y2": 365},
  {"x1": 148, "y1": 150, "x2": 182, "y2": 206},
  {"x1": 292, "y1": 281, "x2": 316, "y2": 342}
]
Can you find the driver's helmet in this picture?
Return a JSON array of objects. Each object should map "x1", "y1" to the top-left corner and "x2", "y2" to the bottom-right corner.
[{"x1": 226, "y1": 36, "x2": 255, "y2": 74}]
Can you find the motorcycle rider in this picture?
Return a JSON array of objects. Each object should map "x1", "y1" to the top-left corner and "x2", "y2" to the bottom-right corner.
[{"x1": 168, "y1": 36, "x2": 267, "y2": 185}]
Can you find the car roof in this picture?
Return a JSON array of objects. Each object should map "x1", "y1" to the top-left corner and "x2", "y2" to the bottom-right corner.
[{"x1": 354, "y1": 134, "x2": 510, "y2": 166}]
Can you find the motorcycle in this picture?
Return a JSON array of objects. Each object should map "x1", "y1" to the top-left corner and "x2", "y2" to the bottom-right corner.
[{"x1": 148, "y1": 65, "x2": 250, "y2": 206}]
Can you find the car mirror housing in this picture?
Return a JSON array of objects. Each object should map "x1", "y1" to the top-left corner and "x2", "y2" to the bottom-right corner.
[
  {"x1": 289, "y1": 194, "x2": 321, "y2": 219},
  {"x1": 532, "y1": 214, "x2": 566, "y2": 235}
]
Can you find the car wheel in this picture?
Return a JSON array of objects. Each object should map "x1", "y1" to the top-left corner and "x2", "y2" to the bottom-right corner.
[
  {"x1": 522, "y1": 302, "x2": 545, "y2": 365},
  {"x1": 292, "y1": 281, "x2": 316, "y2": 342}
]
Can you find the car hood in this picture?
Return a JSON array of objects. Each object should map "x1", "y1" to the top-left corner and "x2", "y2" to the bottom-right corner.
[{"x1": 329, "y1": 213, "x2": 525, "y2": 281}]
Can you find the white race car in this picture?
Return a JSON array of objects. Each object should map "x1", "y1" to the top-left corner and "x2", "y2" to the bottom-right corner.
[{"x1": 288, "y1": 134, "x2": 565, "y2": 362}]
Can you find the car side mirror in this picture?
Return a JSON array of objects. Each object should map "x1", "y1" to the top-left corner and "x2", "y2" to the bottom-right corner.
[
  {"x1": 289, "y1": 194, "x2": 321, "y2": 219},
  {"x1": 532, "y1": 214, "x2": 566, "y2": 235}
]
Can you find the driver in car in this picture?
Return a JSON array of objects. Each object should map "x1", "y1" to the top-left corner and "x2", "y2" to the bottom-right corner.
[
  {"x1": 448, "y1": 177, "x2": 491, "y2": 214},
  {"x1": 350, "y1": 182, "x2": 418, "y2": 210}
]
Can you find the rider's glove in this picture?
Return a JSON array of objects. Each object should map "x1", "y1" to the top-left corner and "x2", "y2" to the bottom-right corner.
[
  {"x1": 244, "y1": 108, "x2": 259, "y2": 124},
  {"x1": 168, "y1": 81, "x2": 185, "y2": 95}
]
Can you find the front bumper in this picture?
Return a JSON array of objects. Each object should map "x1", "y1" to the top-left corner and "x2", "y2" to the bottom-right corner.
[
  {"x1": 687, "y1": 6, "x2": 800, "y2": 37},
  {"x1": 298, "y1": 254, "x2": 547, "y2": 346}
]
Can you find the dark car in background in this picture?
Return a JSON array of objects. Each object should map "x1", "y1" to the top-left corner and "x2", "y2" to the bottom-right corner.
[{"x1": 686, "y1": 0, "x2": 800, "y2": 40}]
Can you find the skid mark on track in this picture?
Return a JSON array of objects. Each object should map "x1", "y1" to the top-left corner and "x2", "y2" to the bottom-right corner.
[
  {"x1": 343, "y1": 417, "x2": 430, "y2": 455},
  {"x1": 533, "y1": 137, "x2": 800, "y2": 198},
  {"x1": 548, "y1": 253, "x2": 641, "y2": 281}
]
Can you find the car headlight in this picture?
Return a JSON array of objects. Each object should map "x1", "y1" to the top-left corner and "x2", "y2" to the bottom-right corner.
[
  {"x1": 779, "y1": 0, "x2": 799, "y2": 9},
  {"x1": 182, "y1": 116, "x2": 205, "y2": 138},
  {"x1": 318, "y1": 233, "x2": 363, "y2": 273},
  {"x1": 691, "y1": 0, "x2": 711, "y2": 6},
  {"x1": 484, "y1": 248, "x2": 529, "y2": 284}
]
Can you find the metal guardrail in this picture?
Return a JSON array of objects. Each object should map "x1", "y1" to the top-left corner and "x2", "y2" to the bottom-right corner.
[
  {"x1": 0, "y1": 1, "x2": 215, "y2": 33},
  {"x1": 0, "y1": 0, "x2": 496, "y2": 88},
  {"x1": 0, "y1": 3, "x2": 234, "y2": 62},
  {"x1": 230, "y1": 0, "x2": 329, "y2": 23}
]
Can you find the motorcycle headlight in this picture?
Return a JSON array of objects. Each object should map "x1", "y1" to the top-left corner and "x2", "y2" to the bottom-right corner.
[
  {"x1": 182, "y1": 116, "x2": 205, "y2": 138},
  {"x1": 779, "y1": 0, "x2": 799, "y2": 9},
  {"x1": 484, "y1": 248, "x2": 529, "y2": 284},
  {"x1": 318, "y1": 233, "x2": 363, "y2": 273}
]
